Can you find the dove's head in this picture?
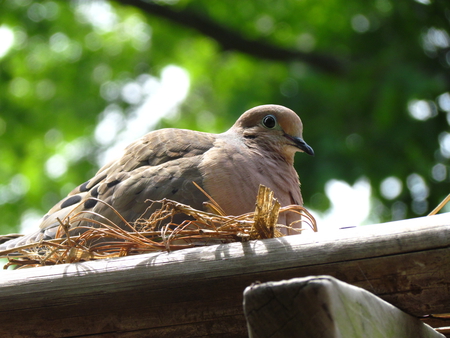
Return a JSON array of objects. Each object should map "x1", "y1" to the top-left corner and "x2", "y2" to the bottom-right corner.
[{"x1": 231, "y1": 104, "x2": 314, "y2": 163}]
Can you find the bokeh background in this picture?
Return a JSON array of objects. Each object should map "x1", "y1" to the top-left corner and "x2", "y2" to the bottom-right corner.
[{"x1": 0, "y1": 0, "x2": 449, "y2": 236}]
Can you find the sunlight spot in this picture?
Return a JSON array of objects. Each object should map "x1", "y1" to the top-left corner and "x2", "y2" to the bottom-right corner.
[
  {"x1": 36, "y1": 79, "x2": 56, "y2": 101},
  {"x1": 13, "y1": 0, "x2": 32, "y2": 6},
  {"x1": 312, "y1": 178, "x2": 371, "y2": 230},
  {"x1": 45, "y1": 129, "x2": 63, "y2": 147},
  {"x1": 407, "y1": 173, "x2": 429, "y2": 215},
  {"x1": 429, "y1": 28, "x2": 450, "y2": 48},
  {"x1": 10, "y1": 174, "x2": 30, "y2": 197},
  {"x1": 12, "y1": 29, "x2": 27, "y2": 50},
  {"x1": 423, "y1": 27, "x2": 450, "y2": 52},
  {"x1": 0, "y1": 186, "x2": 12, "y2": 205},
  {"x1": 100, "y1": 81, "x2": 120, "y2": 101},
  {"x1": 121, "y1": 81, "x2": 143, "y2": 105},
  {"x1": 97, "y1": 65, "x2": 190, "y2": 165},
  {"x1": 43, "y1": 2, "x2": 59, "y2": 20},
  {"x1": 49, "y1": 32, "x2": 69, "y2": 53},
  {"x1": 27, "y1": 2, "x2": 59, "y2": 22},
  {"x1": 49, "y1": 32, "x2": 82, "y2": 61},
  {"x1": 351, "y1": 14, "x2": 370, "y2": 33},
  {"x1": 92, "y1": 63, "x2": 112, "y2": 84},
  {"x1": 407, "y1": 173, "x2": 429, "y2": 201},
  {"x1": 375, "y1": 0, "x2": 392, "y2": 14},
  {"x1": 437, "y1": 92, "x2": 450, "y2": 112},
  {"x1": 432, "y1": 163, "x2": 447, "y2": 182},
  {"x1": 9, "y1": 77, "x2": 31, "y2": 98},
  {"x1": 296, "y1": 33, "x2": 316, "y2": 52},
  {"x1": 380, "y1": 176, "x2": 402, "y2": 200},
  {"x1": 84, "y1": 32, "x2": 103, "y2": 51},
  {"x1": 255, "y1": 15, "x2": 274, "y2": 35},
  {"x1": 123, "y1": 15, "x2": 152, "y2": 51},
  {"x1": 20, "y1": 209, "x2": 42, "y2": 234},
  {"x1": 63, "y1": 137, "x2": 91, "y2": 163},
  {"x1": 408, "y1": 99, "x2": 437, "y2": 120},
  {"x1": 0, "y1": 26, "x2": 14, "y2": 58},
  {"x1": 27, "y1": 2, "x2": 47, "y2": 22},
  {"x1": 439, "y1": 132, "x2": 450, "y2": 158},
  {"x1": 391, "y1": 201, "x2": 407, "y2": 220},
  {"x1": 43, "y1": 136, "x2": 92, "y2": 180},
  {"x1": 0, "y1": 174, "x2": 30, "y2": 205},
  {"x1": 74, "y1": 0, "x2": 118, "y2": 32},
  {"x1": 412, "y1": 199, "x2": 428, "y2": 214},
  {"x1": 45, "y1": 154, "x2": 68, "y2": 179},
  {"x1": 95, "y1": 105, "x2": 125, "y2": 145}
]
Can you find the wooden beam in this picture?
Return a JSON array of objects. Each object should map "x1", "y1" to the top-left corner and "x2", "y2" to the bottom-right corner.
[
  {"x1": 0, "y1": 213, "x2": 449, "y2": 337},
  {"x1": 243, "y1": 276, "x2": 444, "y2": 338}
]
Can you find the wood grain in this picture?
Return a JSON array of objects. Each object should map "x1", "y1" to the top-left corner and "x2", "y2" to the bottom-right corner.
[
  {"x1": 243, "y1": 276, "x2": 444, "y2": 338},
  {"x1": 0, "y1": 213, "x2": 449, "y2": 337}
]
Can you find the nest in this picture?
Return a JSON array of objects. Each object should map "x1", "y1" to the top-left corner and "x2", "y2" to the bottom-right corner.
[{"x1": 0, "y1": 185, "x2": 317, "y2": 269}]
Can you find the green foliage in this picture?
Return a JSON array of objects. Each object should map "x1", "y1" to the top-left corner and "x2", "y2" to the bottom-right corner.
[{"x1": 0, "y1": 0, "x2": 448, "y2": 233}]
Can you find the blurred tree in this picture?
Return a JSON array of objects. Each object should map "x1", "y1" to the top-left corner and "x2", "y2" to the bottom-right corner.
[{"x1": 0, "y1": 0, "x2": 448, "y2": 234}]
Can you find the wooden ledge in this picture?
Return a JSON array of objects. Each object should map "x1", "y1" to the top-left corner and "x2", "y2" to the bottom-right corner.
[
  {"x1": 244, "y1": 276, "x2": 445, "y2": 338},
  {"x1": 0, "y1": 213, "x2": 449, "y2": 337}
]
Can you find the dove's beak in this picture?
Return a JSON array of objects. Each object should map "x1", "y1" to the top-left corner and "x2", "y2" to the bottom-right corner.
[{"x1": 286, "y1": 135, "x2": 315, "y2": 156}]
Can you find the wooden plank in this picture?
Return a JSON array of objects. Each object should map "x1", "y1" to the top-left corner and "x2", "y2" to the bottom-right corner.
[
  {"x1": 0, "y1": 213, "x2": 449, "y2": 337},
  {"x1": 421, "y1": 316, "x2": 450, "y2": 338},
  {"x1": 243, "y1": 276, "x2": 445, "y2": 338}
]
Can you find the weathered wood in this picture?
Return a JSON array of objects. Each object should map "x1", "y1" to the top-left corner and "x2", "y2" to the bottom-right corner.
[
  {"x1": 243, "y1": 276, "x2": 444, "y2": 338},
  {"x1": 422, "y1": 316, "x2": 450, "y2": 338},
  {"x1": 0, "y1": 213, "x2": 449, "y2": 337}
]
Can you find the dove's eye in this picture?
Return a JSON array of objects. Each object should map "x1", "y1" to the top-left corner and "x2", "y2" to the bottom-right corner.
[{"x1": 262, "y1": 115, "x2": 277, "y2": 129}]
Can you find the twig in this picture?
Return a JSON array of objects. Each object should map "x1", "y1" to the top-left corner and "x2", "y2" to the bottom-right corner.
[{"x1": 428, "y1": 193, "x2": 450, "y2": 216}]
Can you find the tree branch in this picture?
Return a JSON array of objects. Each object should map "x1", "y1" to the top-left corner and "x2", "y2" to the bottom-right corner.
[{"x1": 116, "y1": 0, "x2": 346, "y2": 75}]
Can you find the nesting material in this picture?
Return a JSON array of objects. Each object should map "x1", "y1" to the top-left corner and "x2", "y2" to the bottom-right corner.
[{"x1": 0, "y1": 185, "x2": 316, "y2": 269}]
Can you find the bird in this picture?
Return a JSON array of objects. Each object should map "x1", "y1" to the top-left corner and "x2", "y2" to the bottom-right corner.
[{"x1": 0, "y1": 104, "x2": 313, "y2": 250}]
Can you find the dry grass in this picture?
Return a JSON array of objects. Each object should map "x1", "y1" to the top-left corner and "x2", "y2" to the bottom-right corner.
[
  {"x1": 0, "y1": 185, "x2": 317, "y2": 269},
  {"x1": 428, "y1": 193, "x2": 450, "y2": 216}
]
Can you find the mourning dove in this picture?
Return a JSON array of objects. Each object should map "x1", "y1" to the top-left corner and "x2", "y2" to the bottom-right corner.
[{"x1": 0, "y1": 104, "x2": 313, "y2": 250}]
